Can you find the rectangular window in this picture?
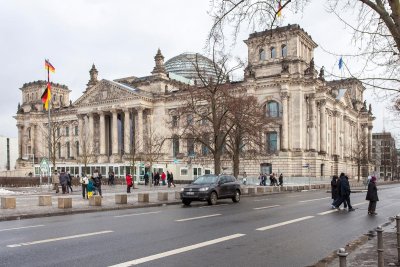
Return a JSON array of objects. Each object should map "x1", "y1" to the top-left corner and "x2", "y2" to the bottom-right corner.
[
  {"x1": 193, "y1": 167, "x2": 202, "y2": 179},
  {"x1": 266, "y1": 132, "x2": 278, "y2": 153},
  {"x1": 180, "y1": 168, "x2": 188, "y2": 176},
  {"x1": 66, "y1": 126, "x2": 69, "y2": 137},
  {"x1": 187, "y1": 138, "x2": 195, "y2": 156},
  {"x1": 75, "y1": 126, "x2": 78, "y2": 136},
  {"x1": 205, "y1": 169, "x2": 211, "y2": 175},
  {"x1": 172, "y1": 115, "x2": 179, "y2": 127},
  {"x1": 66, "y1": 142, "x2": 70, "y2": 158}
]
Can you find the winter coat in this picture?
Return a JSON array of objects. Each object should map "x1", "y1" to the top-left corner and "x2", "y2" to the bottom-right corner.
[
  {"x1": 126, "y1": 174, "x2": 133, "y2": 186},
  {"x1": 339, "y1": 175, "x2": 351, "y2": 197},
  {"x1": 161, "y1": 172, "x2": 166, "y2": 181},
  {"x1": 52, "y1": 173, "x2": 60, "y2": 184},
  {"x1": 366, "y1": 182, "x2": 379, "y2": 202},
  {"x1": 331, "y1": 178, "x2": 338, "y2": 200},
  {"x1": 87, "y1": 179, "x2": 94, "y2": 192},
  {"x1": 59, "y1": 172, "x2": 69, "y2": 186}
]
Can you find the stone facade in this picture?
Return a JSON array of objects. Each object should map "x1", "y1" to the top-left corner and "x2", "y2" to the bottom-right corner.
[
  {"x1": 372, "y1": 132, "x2": 398, "y2": 180},
  {"x1": 14, "y1": 24, "x2": 375, "y2": 181}
]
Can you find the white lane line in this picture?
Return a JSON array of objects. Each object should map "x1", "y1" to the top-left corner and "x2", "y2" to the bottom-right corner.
[
  {"x1": 353, "y1": 202, "x2": 368, "y2": 207},
  {"x1": 175, "y1": 214, "x2": 221, "y2": 222},
  {"x1": 299, "y1": 197, "x2": 330, "y2": 203},
  {"x1": 256, "y1": 216, "x2": 314, "y2": 231},
  {"x1": 108, "y1": 233, "x2": 245, "y2": 267},
  {"x1": 318, "y1": 202, "x2": 368, "y2": 215},
  {"x1": 253, "y1": 205, "x2": 280, "y2": 210},
  {"x1": 253, "y1": 198, "x2": 269, "y2": 202},
  {"x1": 0, "y1": 225, "x2": 45, "y2": 232},
  {"x1": 199, "y1": 204, "x2": 229, "y2": 208},
  {"x1": 7, "y1": 230, "x2": 113, "y2": 248},
  {"x1": 114, "y1": 211, "x2": 161, "y2": 218}
]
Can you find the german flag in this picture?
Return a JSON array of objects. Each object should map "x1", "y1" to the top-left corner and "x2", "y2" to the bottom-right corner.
[
  {"x1": 41, "y1": 83, "x2": 51, "y2": 110},
  {"x1": 45, "y1": 59, "x2": 55, "y2": 73},
  {"x1": 277, "y1": 1, "x2": 282, "y2": 17}
]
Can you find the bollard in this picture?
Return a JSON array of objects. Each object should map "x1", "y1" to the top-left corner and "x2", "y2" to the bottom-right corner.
[
  {"x1": 397, "y1": 215, "x2": 400, "y2": 263},
  {"x1": 377, "y1": 226, "x2": 384, "y2": 267},
  {"x1": 337, "y1": 247, "x2": 348, "y2": 267}
]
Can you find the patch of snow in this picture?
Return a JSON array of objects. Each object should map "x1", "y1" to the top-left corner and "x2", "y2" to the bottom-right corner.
[{"x1": 0, "y1": 188, "x2": 21, "y2": 195}]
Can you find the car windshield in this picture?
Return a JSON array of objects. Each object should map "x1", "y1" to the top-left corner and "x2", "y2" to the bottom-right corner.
[{"x1": 193, "y1": 175, "x2": 218, "y2": 184}]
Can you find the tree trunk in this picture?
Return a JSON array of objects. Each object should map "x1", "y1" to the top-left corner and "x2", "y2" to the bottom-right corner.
[
  {"x1": 232, "y1": 152, "x2": 240, "y2": 178},
  {"x1": 357, "y1": 162, "x2": 361, "y2": 182},
  {"x1": 214, "y1": 150, "x2": 222, "y2": 175}
]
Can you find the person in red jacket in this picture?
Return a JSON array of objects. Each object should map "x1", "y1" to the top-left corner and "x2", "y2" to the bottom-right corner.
[
  {"x1": 126, "y1": 173, "x2": 133, "y2": 193},
  {"x1": 161, "y1": 172, "x2": 167, "y2": 186}
]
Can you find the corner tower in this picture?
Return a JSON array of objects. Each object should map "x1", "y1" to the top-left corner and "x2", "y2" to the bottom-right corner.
[{"x1": 244, "y1": 24, "x2": 318, "y2": 79}]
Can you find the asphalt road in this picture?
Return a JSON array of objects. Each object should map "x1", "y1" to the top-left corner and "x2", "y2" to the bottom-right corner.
[{"x1": 1, "y1": 184, "x2": 399, "y2": 267}]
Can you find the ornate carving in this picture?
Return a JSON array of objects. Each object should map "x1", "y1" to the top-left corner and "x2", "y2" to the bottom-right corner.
[
  {"x1": 280, "y1": 92, "x2": 289, "y2": 99},
  {"x1": 304, "y1": 58, "x2": 315, "y2": 76},
  {"x1": 281, "y1": 61, "x2": 289, "y2": 74},
  {"x1": 318, "y1": 66, "x2": 325, "y2": 80}
]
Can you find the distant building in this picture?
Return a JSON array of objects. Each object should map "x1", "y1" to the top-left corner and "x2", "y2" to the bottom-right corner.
[
  {"x1": 0, "y1": 136, "x2": 18, "y2": 171},
  {"x1": 372, "y1": 132, "x2": 398, "y2": 180}
]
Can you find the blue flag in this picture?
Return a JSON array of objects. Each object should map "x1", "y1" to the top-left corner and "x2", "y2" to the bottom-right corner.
[{"x1": 338, "y1": 57, "x2": 343, "y2": 70}]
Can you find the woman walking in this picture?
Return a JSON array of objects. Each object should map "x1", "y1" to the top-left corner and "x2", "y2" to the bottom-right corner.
[{"x1": 366, "y1": 176, "x2": 379, "y2": 215}]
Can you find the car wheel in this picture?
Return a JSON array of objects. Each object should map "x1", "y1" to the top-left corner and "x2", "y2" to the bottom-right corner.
[
  {"x1": 232, "y1": 190, "x2": 240, "y2": 203},
  {"x1": 208, "y1": 191, "x2": 218, "y2": 205},
  {"x1": 182, "y1": 199, "x2": 191, "y2": 206}
]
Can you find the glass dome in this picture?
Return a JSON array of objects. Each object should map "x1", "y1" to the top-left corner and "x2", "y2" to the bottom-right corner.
[{"x1": 165, "y1": 52, "x2": 221, "y2": 85}]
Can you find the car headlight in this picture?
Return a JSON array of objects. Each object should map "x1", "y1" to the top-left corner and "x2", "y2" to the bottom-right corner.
[
  {"x1": 199, "y1": 187, "x2": 209, "y2": 192},
  {"x1": 180, "y1": 188, "x2": 185, "y2": 192}
]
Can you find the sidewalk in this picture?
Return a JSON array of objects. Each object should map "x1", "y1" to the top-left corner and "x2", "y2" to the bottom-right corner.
[
  {"x1": 0, "y1": 184, "x2": 184, "y2": 221},
  {"x1": 313, "y1": 217, "x2": 399, "y2": 267}
]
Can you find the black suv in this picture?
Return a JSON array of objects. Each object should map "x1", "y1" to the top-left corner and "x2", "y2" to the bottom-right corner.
[{"x1": 180, "y1": 174, "x2": 241, "y2": 206}]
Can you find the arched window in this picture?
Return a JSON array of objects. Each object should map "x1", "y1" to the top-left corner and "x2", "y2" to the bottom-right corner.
[
  {"x1": 266, "y1": 101, "x2": 280, "y2": 117},
  {"x1": 259, "y1": 49, "x2": 266, "y2": 61},
  {"x1": 270, "y1": 47, "x2": 276, "y2": 58},
  {"x1": 281, "y1": 44, "x2": 287, "y2": 57}
]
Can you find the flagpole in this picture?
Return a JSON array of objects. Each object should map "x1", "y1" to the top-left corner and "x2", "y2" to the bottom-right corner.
[{"x1": 47, "y1": 63, "x2": 51, "y2": 179}]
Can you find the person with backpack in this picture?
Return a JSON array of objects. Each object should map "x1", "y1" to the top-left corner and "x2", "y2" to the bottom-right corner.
[
  {"x1": 59, "y1": 169, "x2": 69, "y2": 194},
  {"x1": 366, "y1": 176, "x2": 379, "y2": 215},
  {"x1": 87, "y1": 177, "x2": 94, "y2": 199}
]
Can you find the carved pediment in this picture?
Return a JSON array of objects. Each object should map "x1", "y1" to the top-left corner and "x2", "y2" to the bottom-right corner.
[{"x1": 74, "y1": 80, "x2": 139, "y2": 106}]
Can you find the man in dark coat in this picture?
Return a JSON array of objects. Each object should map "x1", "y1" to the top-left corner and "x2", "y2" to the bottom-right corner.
[
  {"x1": 59, "y1": 169, "x2": 69, "y2": 194},
  {"x1": 366, "y1": 176, "x2": 379, "y2": 215},
  {"x1": 330, "y1": 175, "x2": 338, "y2": 207},
  {"x1": 333, "y1": 173, "x2": 354, "y2": 211}
]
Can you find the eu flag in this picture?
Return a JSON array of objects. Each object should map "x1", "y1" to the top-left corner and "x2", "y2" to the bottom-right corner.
[{"x1": 338, "y1": 57, "x2": 344, "y2": 70}]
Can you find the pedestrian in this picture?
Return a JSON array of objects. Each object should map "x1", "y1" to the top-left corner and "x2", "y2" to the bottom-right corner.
[
  {"x1": 80, "y1": 173, "x2": 89, "y2": 199},
  {"x1": 330, "y1": 175, "x2": 338, "y2": 207},
  {"x1": 269, "y1": 173, "x2": 273, "y2": 186},
  {"x1": 93, "y1": 169, "x2": 103, "y2": 197},
  {"x1": 108, "y1": 171, "x2": 115, "y2": 185},
  {"x1": 366, "y1": 176, "x2": 379, "y2": 215},
  {"x1": 167, "y1": 171, "x2": 176, "y2": 187},
  {"x1": 161, "y1": 171, "x2": 166, "y2": 186},
  {"x1": 67, "y1": 171, "x2": 73, "y2": 193},
  {"x1": 126, "y1": 172, "x2": 133, "y2": 193},
  {"x1": 87, "y1": 176, "x2": 94, "y2": 199},
  {"x1": 278, "y1": 173, "x2": 283, "y2": 186},
  {"x1": 52, "y1": 170, "x2": 60, "y2": 193},
  {"x1": 154, "y1": 172, "x2": 160, "y2": 186},
  {"x1": 333, "y1": 173, "x2": 354, "y2": 211},
  {"x1": 59, "y1": 169, "x2": 69, "y2": 194},
  {"x1": 144, "y1": 172, "x2": 149, "y2": 186}
]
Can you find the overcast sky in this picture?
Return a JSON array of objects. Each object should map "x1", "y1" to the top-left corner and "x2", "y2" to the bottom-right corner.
[{"x1": 0, "y1": 0, "x2": 398, "y2": 143}]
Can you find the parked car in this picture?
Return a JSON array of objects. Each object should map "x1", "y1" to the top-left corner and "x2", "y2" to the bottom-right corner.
[{"x1": 180, "y1": 174, "x2": 241, "y2": 206}]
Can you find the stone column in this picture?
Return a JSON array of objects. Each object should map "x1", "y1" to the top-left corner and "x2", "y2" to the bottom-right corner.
[
  {"x1": 137, "y1": 108, "x2": 144, "y2": 152},
  {"x1": 17, "y1": 125, "x2": 23, "y2": 159},
  {"x1": 124, "y1": 109, "x2": 130, "y2": 155},
  {"x1": 363, "y1": 124, "x2": 369, "y2": 160},
  {"x1": 31, "y1": 125, "x2": 36, "y2": 161},
  {"x1": 85, "y1": 113, "x2": 94, "y2": 154},
  {"x1": 319, "y1": 100, "x2": 327, "y2": 154},
  {"x1": 280, "y1": 92, "x2": 289, "y2": 151},
  {"x1": 77, "y1": 115, "x2": 84, "y2": 157},
  {"x1": 112, "y1": 110, "x2": 119, "y2": 155},
  {"x1": 99, "y1": 111, "x2": 106, "y2": 156},
  {"x1": 309, "y1": 94, "x2": 317, "y2": 151}
]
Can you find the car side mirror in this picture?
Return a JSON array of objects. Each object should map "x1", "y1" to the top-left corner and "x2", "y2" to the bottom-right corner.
[{"x1": 218, "y1": 180, "x2": 223, "y2": 185}]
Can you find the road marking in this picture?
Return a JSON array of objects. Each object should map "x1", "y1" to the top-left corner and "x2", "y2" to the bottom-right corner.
[
  {"x1": 253, "y1": 198, "x2": 269, "y2": 202},
  {"x1": 108, "y1": 233, "x2": 245, "y2": 267},
  {"x1": 199, "y1": 204, "x2": 229, "y2": 208},
  {"x1": 318, "y1": 209, "x2": 339, "y2": 215},
  {"x1": 175, "y1": 214, "x2": 221, "y2": 222},
  {"x1": 114, "y1": 211, "x2": 161, "y2": 218},
  {"x1": 299, "y1": 197, "x2": 330, "y2": 203},
  {"x1": 253, "y1": 205, "x2": 280, "y2": 210},
  {"x1": 0, "y1": 225, "x2": 44, "y2": 232},
  {"x1": 256, "y1": 216, "x2": 314, "y2": 231},
  {"x1": 7, "y1": 230, "x2": 113, "y2": 248},
  {"x1": 353, "y1": 202, "x2": 368, "y2": 207}
]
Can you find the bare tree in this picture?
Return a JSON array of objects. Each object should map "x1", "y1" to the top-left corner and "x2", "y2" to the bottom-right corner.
[
  {"x1": 124, "y1": 137, "x2": 142, "y2": 187},
  {"x1": 209, "y1": 0, "x2": 400, "y2": 91},
  {"x1": 351, "y1": 131, "x2": 369, "y2": 182},
  {"x1": 225, "y1": 92, "x2": 272, "y2": 177},
  {"x1": 77, "y1": 125, "x2": 96, "y2": 175}
]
